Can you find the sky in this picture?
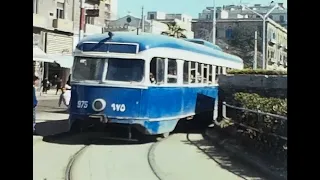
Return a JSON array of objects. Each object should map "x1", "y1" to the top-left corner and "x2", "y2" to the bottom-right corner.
[{"x1": 117, "y1": 0, "x2": 287, "y2": 19}]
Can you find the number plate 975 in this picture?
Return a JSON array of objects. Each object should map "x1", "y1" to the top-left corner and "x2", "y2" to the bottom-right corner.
[{"x1": 77, "y1": 101, "x2": 88, "y2": 109}]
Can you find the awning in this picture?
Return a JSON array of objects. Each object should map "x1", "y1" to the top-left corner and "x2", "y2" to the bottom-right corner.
[
  {"x1": 48, "y1": 54, "x2": 74, "y2": 68},
  {"x1": 33, "y1": 46, "x2": 55, "y2": 63}
]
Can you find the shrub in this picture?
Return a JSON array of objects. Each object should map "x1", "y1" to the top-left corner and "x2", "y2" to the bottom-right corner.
[
  {"x1": 225, "y1": 92, "x2": 287, "y2": 163},
  {"x1": 227, "y1": 69, "x2": 287, "y2": 75}
]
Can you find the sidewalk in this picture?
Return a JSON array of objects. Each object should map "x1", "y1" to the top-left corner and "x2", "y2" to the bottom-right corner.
[{"x1": 36, "y1": 89, "x2": 60, "y2": 101}]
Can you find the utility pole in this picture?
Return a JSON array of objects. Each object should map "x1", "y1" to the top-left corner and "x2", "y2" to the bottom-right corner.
[
  {"x1": 141, "y1": 6, "x2": 144, "y2": 33},
  {"x1": 253, "y1": 31, "x2": 258, "y2": 69},
  {"x1": 212, "y1": 0, "x2": 216, "y2": 44},
  {"x1": 79, "y1": 0, "x2": 85, "y2": 40}
]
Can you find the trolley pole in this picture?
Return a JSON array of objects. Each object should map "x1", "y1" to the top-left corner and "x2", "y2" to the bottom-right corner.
[{"x1": 79, "y1": 0, "x2": 86, "y2": 40}]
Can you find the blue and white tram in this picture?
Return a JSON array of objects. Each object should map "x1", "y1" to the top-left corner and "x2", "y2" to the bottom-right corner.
[{"x1": 69, "y1": 32, "x2": 243, "y2": 139}]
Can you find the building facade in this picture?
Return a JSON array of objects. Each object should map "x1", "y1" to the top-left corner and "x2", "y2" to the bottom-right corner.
[
  {"x1": 192, "y1": 18, "x2": 287, "y2": 71},
  {"x1": 198, "y1": 3, "x2": 287, "y2": 28},
  {"x1": 33, "y1": 0, "x2": 116, "y2": 86},
  {"x1": 146, "y1": 11, "x2": 194, "y2": 38},
  {"x1": 105, "y1": 15, "x2": 170, "y2": 36}
]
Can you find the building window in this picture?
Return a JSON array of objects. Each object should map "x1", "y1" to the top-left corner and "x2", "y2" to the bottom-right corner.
[
  {"x1": 85, "y1": 16, "x2": 95, "y2": 25},
  {"x1": 167, "y1": 59, "x2": 177, "y2": 83},
  {"x1": 56, "y1": 2, "x2": 64, "y2": 19},
  {"x1": 150, "y1": 57, "x2": 165, "y2": 84},
  {"x1": 225, "y1": 26, "x2": 232, "y2": 40},
  {"x1": 269, "y1": 15, "x2": 273, "y2": 19},
  {"x1": 280, "y1": 15, "x2": 284, "y2": 22},
  {"x1": 150, "y1": 14, "x2": 155, "y2": 20},
  {"x1": 206, "y1": 14, "x2": 210, "y2": 19},
  {"x1": 183, "y1": 61, "x2": 189, "y2": 84}
]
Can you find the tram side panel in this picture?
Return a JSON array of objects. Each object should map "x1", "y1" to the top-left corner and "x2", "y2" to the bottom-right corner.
[{"x1": 139, "y1": 86, "x2": 219, "y2": 134}]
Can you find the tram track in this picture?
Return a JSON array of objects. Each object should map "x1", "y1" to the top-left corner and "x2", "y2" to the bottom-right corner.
[{"x1": 63, "y1": 133, "x2": 173, "y2": 180}]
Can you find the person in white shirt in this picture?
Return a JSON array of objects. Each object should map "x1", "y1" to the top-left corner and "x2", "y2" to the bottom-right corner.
[{"x1": 59, "y1": 84, "x2": 71, "y2": 108}]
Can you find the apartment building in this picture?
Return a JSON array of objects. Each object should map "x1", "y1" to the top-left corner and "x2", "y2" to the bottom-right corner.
[
  {"x1": 198, "y1": 3, "x2": 287, "y2": 28},
  {"x1": 33, "y1": 0, "x2": 115, "y2": 83},
  {"x1": 192, "y1": 18, "x2": 287, "y2": 71}
]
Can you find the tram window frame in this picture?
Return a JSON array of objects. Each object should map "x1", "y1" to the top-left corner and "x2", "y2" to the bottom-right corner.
[
  {"x1": 167, "y1": 58, "x2": 178, "y2": 84},
  {"x1": 183, "y1": 61, "x2": 189, "y2": 84},
  {"x1": 203, "y1": 64, "x2": 209, "y2": 84},
  {"x1": 208, "y1": 65, "x2": 213, "y2": 84},
  {"x1": 189, "y1": 61, "x2": 196, "y2": 84},
  {"x1": 150, "y1": 57, "x2": 165, "y2": 84},
  {"x1": 197, "y1": 63, "x2": 203, "y2": 83}
]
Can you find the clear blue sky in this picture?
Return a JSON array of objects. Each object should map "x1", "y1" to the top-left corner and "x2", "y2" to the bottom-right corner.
[{"x1": 117, "y1": 0, "x2": 287, "y2": 18}]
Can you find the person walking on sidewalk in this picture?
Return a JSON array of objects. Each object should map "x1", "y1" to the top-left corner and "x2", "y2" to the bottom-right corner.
[
  {"x1": 33, "y1": 75, "x2": 39, "y2": 135},
  {"x1": 55, "y1": 77, "x2": 62, "y2": 95}
]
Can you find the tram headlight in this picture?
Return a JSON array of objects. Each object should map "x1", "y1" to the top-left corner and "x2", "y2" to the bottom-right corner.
[{"x1": 92, "y1": 99, "x2": 106, "y2": 112}]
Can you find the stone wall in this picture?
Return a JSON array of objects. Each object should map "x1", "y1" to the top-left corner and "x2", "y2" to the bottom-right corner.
[{"x1": 217, "y1": 74, "x2": 287, "y2": 117}]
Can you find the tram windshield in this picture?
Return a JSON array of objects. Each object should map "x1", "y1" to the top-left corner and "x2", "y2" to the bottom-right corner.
[
  {"x1": 73, "y1": 57, "x2": 104, "y2": 81},
  {"x1": 105, "y1": 58, "x2": 144, "y2": 82}
]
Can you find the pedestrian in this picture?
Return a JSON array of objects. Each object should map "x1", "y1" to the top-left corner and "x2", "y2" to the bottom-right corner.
[
  {"x1": 56, "y1": 77, "x2": 62, "y2": 95},
  {"x1": 33, "y1": 75, "x2": 39, "y2": 135},
  {"x1": 41, "y1": 78, "x2": 49, "y2": 94}
]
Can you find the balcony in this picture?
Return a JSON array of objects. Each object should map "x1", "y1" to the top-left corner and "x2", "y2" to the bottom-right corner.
[
  {"x1": 33, "y1": 14, "x2": 49, "y2": 29},
  {"x1": 85, "y1": 24, "x2": 102, "y2": 35},
  {"x1": 53, "y1": 19, "x2": 73, "y2": 33}
]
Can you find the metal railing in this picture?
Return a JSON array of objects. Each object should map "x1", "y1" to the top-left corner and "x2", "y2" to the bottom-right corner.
[{"x1": 219, "y1": 101, "x2": 287, "y2": 141}]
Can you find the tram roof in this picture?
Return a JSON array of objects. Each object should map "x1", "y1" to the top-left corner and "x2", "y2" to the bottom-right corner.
[
  {"x1": 78, "y1": 32, "x2": 242, "y2": 63},
  {"x1": 184, "y1": 39, "x2": 223, "y2": 51}
]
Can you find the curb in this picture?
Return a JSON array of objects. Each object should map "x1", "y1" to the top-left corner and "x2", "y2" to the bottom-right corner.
[{"x1": 204, "y1": 128, "x2": 287, "y2": 180}]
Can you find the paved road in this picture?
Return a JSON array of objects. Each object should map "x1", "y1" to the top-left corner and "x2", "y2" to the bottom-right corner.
[{"x1": 33, "y1": 99, "x2": 267, "y2": 180}]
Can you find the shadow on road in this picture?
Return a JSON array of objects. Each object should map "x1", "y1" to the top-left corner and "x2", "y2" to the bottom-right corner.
[
  {"x1": 183, "y1": 131, "x2": 268, "y2": 180},
  {"x1": 35, "y1": 119, "x2": 69, "y2": 137}
]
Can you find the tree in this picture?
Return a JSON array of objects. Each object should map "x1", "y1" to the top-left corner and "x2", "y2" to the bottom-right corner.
[
  {"x1": 230, "y1": 24, "x2": 262, "y2": 53},
  {"x1": 161, "y1": 22, "x2": 187, "y2": 38},
  {"x1": 228, "y1": 23, "x2": 263, "y2": 68}
]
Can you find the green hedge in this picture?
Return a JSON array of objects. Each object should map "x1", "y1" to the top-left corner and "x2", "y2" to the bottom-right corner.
[
  {"x1": 234, "y1": 92, "x2": 287, "y2": 116},
  {"x1": 227, "y1": 69, "x2": 287, "y2": 75},
  {"x1": 226, "y1": 92, "x2": 287, "y2": 162}
]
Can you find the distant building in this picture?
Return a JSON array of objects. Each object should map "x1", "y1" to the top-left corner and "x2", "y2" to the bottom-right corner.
[
  {"x1": 192, "y1": 18, "x2": 287, "y2": 71},
  {"x1": 105, "y1": 15, "x2": 168, "y2": 35},
  {"x1": 146, "y1": 11, "x2": 194, "y2": 38},
  {"x1": 198, "y1": 3, "x2": 287, "y2": 28}
]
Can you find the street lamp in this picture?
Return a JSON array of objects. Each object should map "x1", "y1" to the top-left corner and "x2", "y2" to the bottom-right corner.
[
  {"x1": 206, "y1": 0, "x2": 216, "y2": 44},
  {"x1": 242, "y1": 3, "x2": 279, "y2": 69}
]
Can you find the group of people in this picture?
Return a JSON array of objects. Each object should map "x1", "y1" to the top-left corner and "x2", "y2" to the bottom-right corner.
[
  {"x1": 41, "y1": 75, "x2": 63, "y2": 95},
  {"x1": 33, "y1": 74, "x2": 71, "y2": 135}
]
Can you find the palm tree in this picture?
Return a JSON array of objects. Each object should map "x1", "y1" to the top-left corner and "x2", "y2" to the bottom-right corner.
[{"x1": 161, "y1": 22, "x2": 187, "y2": 38}]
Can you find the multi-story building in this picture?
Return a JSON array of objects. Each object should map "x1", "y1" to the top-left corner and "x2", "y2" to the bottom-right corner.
[
  {"x1": 104, "y1": 0, "x2": 118, "y2": 25},
  {"x1": 33, "y1": 0, "x2": 115, "y2": 86},
  {"x1": 198, "y1": 3, "x2": 287, "y2": 28},
  {"x1": 146, "y1": 12, "x2": 194, "y2": 38},
  {"x1": 105, "y1": 15, "x2": 169, "y2": 35},
  {"x1": 192, "y1": 18, "x2": 287, "y2": 71}
]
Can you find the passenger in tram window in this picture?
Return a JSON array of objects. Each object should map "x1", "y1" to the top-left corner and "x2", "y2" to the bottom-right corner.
[{"x1": 150, "y1": 73, "x2": 156, "y2": 84}]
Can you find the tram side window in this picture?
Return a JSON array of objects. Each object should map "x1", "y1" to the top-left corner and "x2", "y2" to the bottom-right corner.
[
  {"x1": 203, "y1": 64, "x2": 208, "y2": 83},
  {"x1": 190, "y1": 62, "x2": 196, "y2": 83},
  {"x1": 208, "y1": 65, "x2": 213, "y2": 84},
  {"x1": 150, "y1": 57, "x2": 165, "y2": 84},
  {"x1": 197, "y1": 63, "x2": 203, "y2": 83},
  {"x1": 167, "y1": 59, "x2": 177, "y2": 84},
  {"x1": 183, "y1": 61, "x2": 189, "y2": 84}
]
